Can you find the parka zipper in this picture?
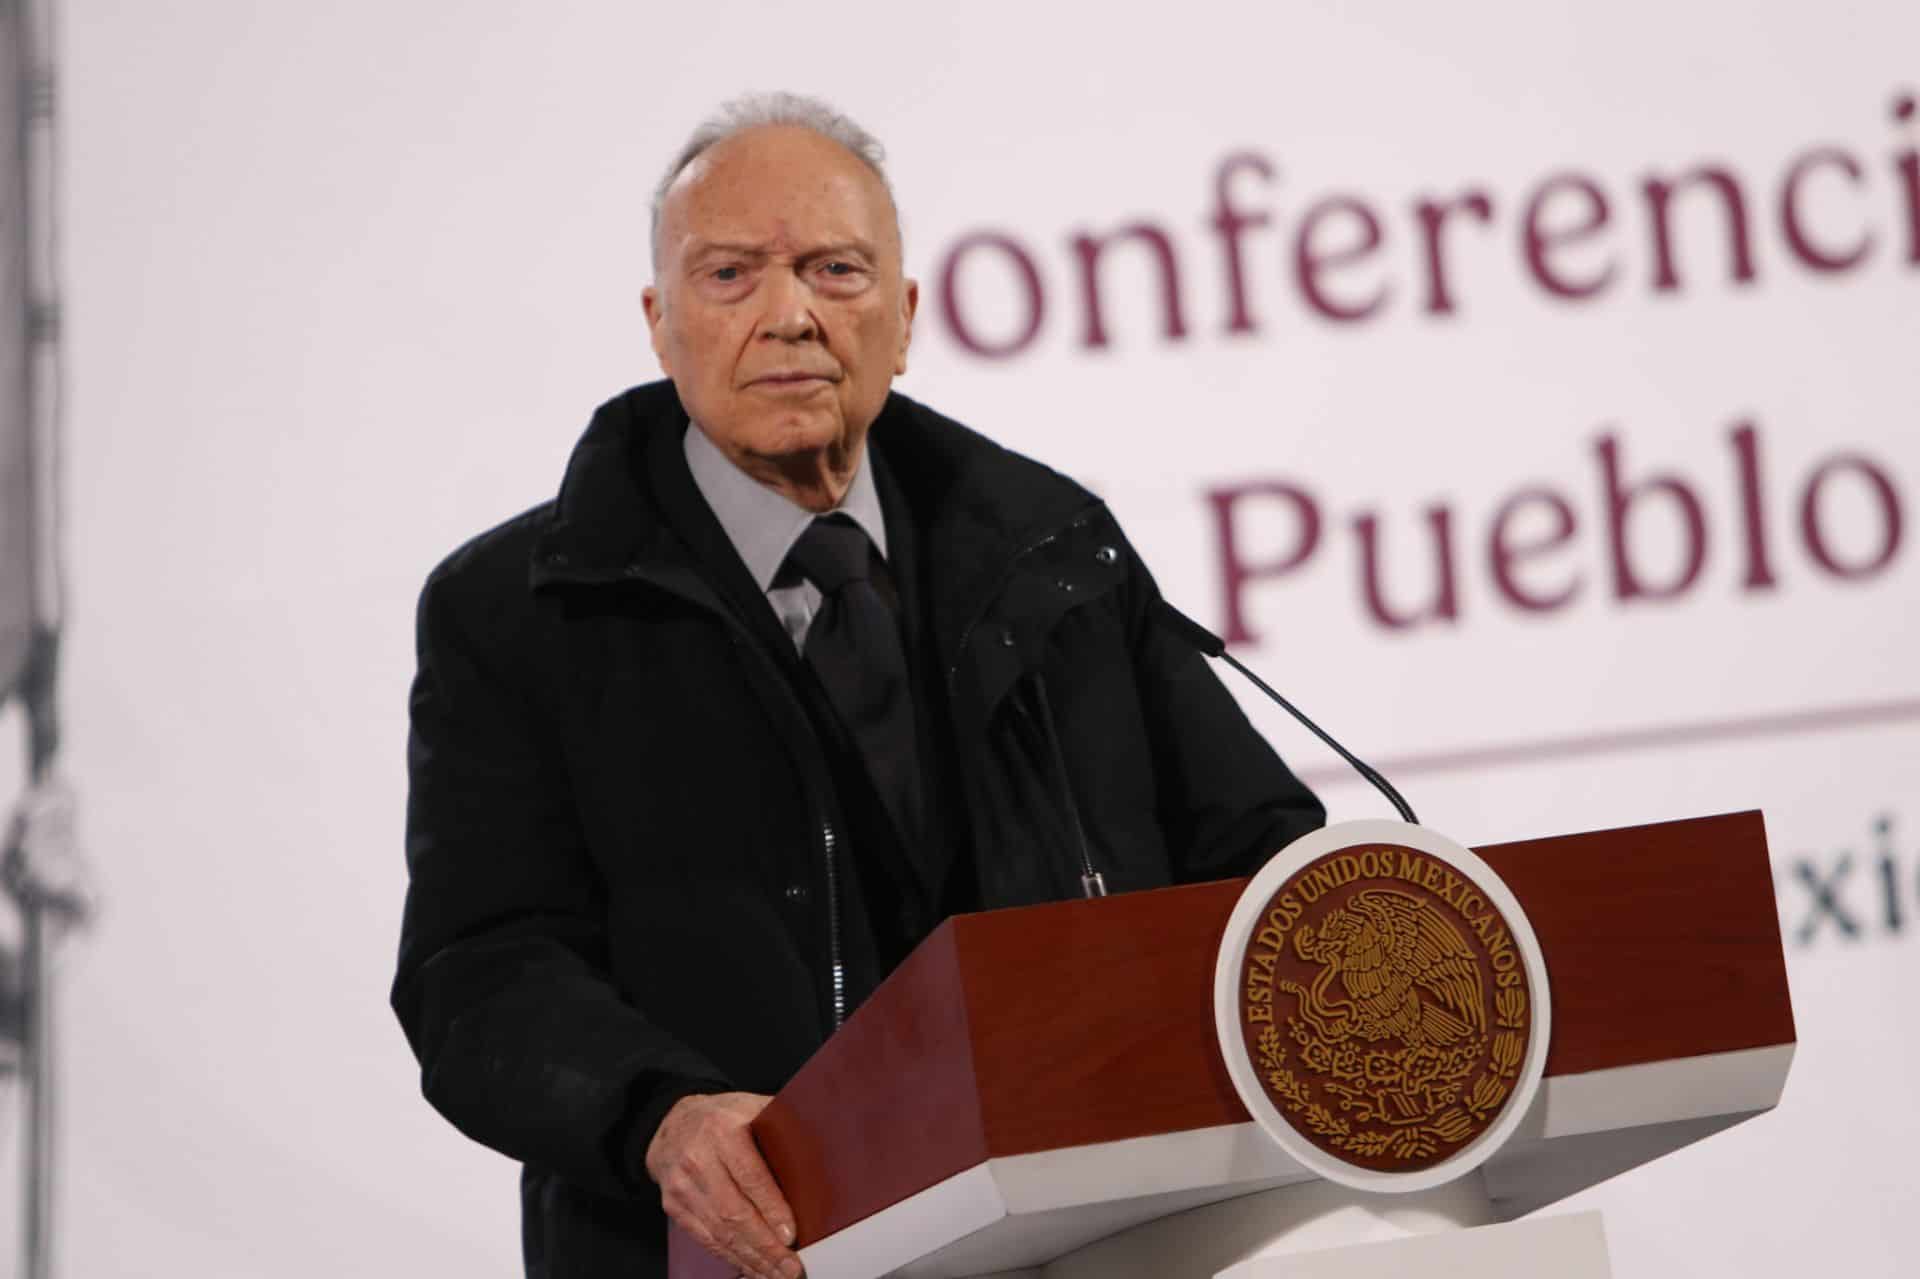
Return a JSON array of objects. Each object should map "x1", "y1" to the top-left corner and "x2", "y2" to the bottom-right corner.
[
  {"x1": 821, "y1": 819, "x2": 846, "y2": 1027},
  {"x1": 565, "y1": 562, "x2": 851, "y2": 1037}
]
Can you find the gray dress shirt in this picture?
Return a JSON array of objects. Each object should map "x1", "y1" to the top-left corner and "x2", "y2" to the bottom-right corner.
[{"x1": 683, "y1": 423, "x2": 890, "y2": 652}]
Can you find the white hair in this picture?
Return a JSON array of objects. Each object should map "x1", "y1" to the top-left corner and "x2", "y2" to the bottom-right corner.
[{"x1": 649, "y1": 92, "x2": 894, "y2": 265}]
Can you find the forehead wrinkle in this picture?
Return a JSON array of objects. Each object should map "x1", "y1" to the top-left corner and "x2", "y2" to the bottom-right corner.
[
  {"x1": 657, "y1": 128, "x2": 904, "y2": 272},
  {"x1": 686, "y1": 238, "x2": 774, "y2": 258}
]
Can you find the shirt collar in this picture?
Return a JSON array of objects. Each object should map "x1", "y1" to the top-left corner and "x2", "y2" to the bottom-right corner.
[{"x1": 683, "y1": 422, "x2": 889, "y2": 593}]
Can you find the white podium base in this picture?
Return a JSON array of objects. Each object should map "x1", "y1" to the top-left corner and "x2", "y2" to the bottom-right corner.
[
  {"x1": 805, "y1": 1044, "x2": 1784, "y2": 1279},
  {"x1": 968, "y1": 1175, "x2": 1609, "y2": 1279},
  {"x1": 1215, "y1": 1212, "x2": 1610, "y2": 1279}
]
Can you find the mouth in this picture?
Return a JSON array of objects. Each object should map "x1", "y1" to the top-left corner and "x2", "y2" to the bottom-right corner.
[{"x1": 749, "y1": 371, "x2": 839, "y2": 390}]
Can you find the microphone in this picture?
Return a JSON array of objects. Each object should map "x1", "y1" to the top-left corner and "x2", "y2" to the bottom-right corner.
[
  {"x1": 1150, "y1": 599, "x2": 1419, "y2": 824},
  {"x1": 1025, "y1": 675, "x2": 1108, "y2": 899}
]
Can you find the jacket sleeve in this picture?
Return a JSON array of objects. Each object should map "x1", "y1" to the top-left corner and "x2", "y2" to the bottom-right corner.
[
  {"x1": 391, "y1": 563, "x2": 731, "y2": 1197},
  {"x1": 1119, "y1": 544, "x2": 1327, "y2": 881}
]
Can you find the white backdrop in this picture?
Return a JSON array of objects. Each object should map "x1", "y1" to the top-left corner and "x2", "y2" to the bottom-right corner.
[{"x1": 40, "y1": 2, "x2": 1916, "y2": 1275}]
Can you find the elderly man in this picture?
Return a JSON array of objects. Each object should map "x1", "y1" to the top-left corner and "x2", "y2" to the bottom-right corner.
[{"x1": 393, "y1": 94, "x2": 1323, "y2": 1279}]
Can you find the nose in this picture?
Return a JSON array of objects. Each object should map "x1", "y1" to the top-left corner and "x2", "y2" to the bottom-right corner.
[{"x1": 758, "y1": 268, "x2": 818, "y2": 343}]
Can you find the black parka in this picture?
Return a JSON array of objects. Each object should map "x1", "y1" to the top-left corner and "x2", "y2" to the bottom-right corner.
[{"x1": 392, "y1": 382, "x2": 1324, "y2": 1276}]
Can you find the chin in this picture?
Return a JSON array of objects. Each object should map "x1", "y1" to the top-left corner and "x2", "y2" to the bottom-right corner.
[{"x1": 745, "y1": 411, "x2": 852, "y2": 460}]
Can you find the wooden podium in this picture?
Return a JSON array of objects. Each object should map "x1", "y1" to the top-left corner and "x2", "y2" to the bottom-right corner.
[{"x1": 671, "y1": 810, "x2": 1794, "y2": 1278}]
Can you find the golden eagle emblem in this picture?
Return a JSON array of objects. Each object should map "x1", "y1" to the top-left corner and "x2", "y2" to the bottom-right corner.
[
  {"x1": 1238, "y1": 847, "x2": 1533, "y2": 1171},
  {"x1": 1286, "y1": 889, "x2": 1486, "y2": 1052}
]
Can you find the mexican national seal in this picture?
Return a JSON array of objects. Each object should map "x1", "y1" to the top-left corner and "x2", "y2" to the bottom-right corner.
[{"x1": 1215, "y1": 821, "x2": 1551, "y2": 1191}]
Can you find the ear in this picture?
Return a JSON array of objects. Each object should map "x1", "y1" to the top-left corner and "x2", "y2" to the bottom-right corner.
[
  {"x1": 894, "y1": 278, "x2": 919, "y2": 377},
  {"x1": 642, "y1": 285, "x2": 673, "y2": 376}
]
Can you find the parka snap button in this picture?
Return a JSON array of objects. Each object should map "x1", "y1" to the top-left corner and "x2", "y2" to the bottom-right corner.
[
  {"x1": 998, "y1": 626, "x2": 1016, "y2": 647},
  {"x1": 547, "y1": 552, "x2": 570, "y2": 566},
  {"x1": 1056, "y1": 579, "x2": 1077, "y2": 593},
  {"x1": 1094, "y1": 545, "x2": 1119, "y2": 565},
  {"x1": 623, "y1": 562, "x2": 645, "y2": 578},
  {"x1": 782, "y1": 883, "x2": 810, "y2": 904}
]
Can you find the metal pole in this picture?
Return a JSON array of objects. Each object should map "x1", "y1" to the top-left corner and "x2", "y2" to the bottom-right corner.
[
  {"x1": 14, "y1": 0, "x2": 63, "y2": 1272},
  {"x1": 21, "y1": 900, "x2": 48, "y2": 1279}
]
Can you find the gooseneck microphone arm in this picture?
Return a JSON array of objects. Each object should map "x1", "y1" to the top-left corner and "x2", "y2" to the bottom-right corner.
[
  {"x1": 1026, "y1": 675, "x2": 1108, "y2": 898},
  {"x1": 1150, "y1": 600, "x2": 1420, "y2": 825}
]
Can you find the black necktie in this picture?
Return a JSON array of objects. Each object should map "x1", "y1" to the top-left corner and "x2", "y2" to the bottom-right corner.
[{"x1": 785, "y1": 515, "x2": 922, "y2": 851}]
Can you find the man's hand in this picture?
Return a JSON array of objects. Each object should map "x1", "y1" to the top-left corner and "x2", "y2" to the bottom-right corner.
[{"x1": 646, "y1": 1091, "x2": 802, "y2": 1279}]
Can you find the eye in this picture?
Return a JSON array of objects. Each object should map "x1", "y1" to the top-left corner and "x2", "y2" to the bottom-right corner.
[
  {"x1": 713, "y1": 266, "x2": 742, "y2": 281},
  {"x1": 815, "y1": 259, "x2": 870, "y2": 291}
]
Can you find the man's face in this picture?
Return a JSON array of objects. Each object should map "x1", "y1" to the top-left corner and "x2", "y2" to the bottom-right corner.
[{"x1": 644, "y1": 125, "x2": 917, "y2": 491}]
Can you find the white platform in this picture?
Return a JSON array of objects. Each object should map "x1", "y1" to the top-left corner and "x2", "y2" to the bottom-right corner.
[
  {"x1": 795, "y1": 1043, "x2": 1788, "y2": 1279},
  {"x1": 990, "y1": 1171, "x2": 1503, "y2": 1279},
  {"x1": 1213, "y1": 1211, "x2": 1611, "y2": 1279}
]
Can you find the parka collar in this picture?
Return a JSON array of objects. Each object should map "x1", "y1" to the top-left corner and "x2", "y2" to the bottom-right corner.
[
  {"x1": 528, "y1": 380, "x2": 1103, "y2": 667},
  {"x1": 527, "y1": 381, "x2": 685, "y2": 590},
  {"x1": 867, "y1": 393, "x2": 1103, "y2": 676}
]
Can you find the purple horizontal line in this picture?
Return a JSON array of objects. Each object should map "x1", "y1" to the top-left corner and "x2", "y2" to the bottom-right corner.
[{"x1": 1297, "y1": 696, "x2": 1920, "y2": 787}]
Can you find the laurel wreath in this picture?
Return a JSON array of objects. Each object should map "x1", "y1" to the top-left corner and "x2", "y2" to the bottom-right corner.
[{"x1": 1254, "y1": 986, "x2": 1529, "y2": 1160}]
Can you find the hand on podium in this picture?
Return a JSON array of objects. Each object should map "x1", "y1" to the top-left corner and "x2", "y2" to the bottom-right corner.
[{"x1": 647, "y1": 1091, "x2": 803, "y2": 1279}]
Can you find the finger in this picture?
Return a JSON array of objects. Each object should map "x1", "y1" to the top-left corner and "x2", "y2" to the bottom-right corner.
[
  {"x1": 649, "y1": 1095, "x2": 798, "y2": 1279},
  {"x1": 686, "y1": 1161, "x2": 791, "y2": 1279},
  {"x1": 707, "y1": 1181, "x2": 794, "y2": 1279},
  {"x1": 678, "y1": 1214, "x2": 769, "y2": 1279},
  {"x1": 675, "y1": 1192, "x2": 777, "y2": 1279},
  {"x1": 719, "y1": 1131, "x2": 798, "y2": 1248}
]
